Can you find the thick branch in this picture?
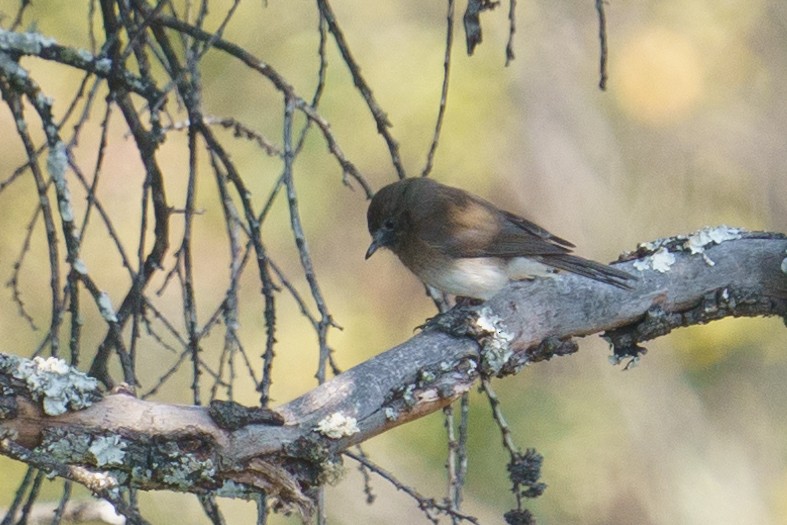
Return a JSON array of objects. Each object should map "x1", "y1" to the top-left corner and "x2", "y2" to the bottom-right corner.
[{"x1": 1, "y1": 229, "x2": 785, "y2": 514}]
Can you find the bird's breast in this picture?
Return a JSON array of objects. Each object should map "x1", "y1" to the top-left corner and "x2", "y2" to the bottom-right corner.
[
  {"x1": 404, "y1": 255, "x2": 557, "y2": 300},
  {"x1": 410, "y1": 256, "x2": 509, "y2": 300}
]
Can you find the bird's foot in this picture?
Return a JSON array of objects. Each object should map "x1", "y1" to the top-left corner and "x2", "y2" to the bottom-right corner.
[{"x1": 417, "y1": 298, "x2": 483, "y2": 337}]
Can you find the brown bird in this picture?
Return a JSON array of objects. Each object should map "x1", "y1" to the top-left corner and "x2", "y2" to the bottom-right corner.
[{"x1": 365, "y1": 177, "x2": 634, "y2": 300}]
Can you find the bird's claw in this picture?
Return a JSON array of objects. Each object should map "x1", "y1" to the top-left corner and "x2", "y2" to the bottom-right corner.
[{"x1": 417, "y1": 303, "x2": 481, "y2": 337}]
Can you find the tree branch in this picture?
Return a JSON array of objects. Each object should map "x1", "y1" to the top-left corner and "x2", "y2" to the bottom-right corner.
[{"x1": 1, "y1": 229, "x2": 785, "y2": 516}]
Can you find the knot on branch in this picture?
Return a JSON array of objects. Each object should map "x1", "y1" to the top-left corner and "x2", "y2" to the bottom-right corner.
[
  {"x1": 209, "y1": 399, "x2": 285, "y2": 430},
  {"x1": 497, "y1": 336, "x2": 579, "y2": 377}
]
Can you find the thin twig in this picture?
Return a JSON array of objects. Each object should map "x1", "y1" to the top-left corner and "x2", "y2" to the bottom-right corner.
[
  {"x1": 421, "y1": 0, "x2": 455, "y2": 178},
  {"x1": 147, "y1": 12, "x2": 372, "y2": 196},
  {"x1": 481, "y1": 378, "x2": 518, "y2": 459},
  {"x1": 4, "y1": 205, "x2": 42, "y2": 332},
  {"x1": 344, "y1": 451, "x2": 481, "y2": 525},
  {"x1": 51, "y1": 480, "x2": 73, "y2": 525},
  {"x1": 0, "y1": 79, "x2": 62, "y2": 357},
  {"x1": 282, "y1": 95, "x2": 338, "y2": 386},
  {"x1": 316, "y1": 0, "x2": 406, "y2": 180},
  {"x1": 0, "y1": 439, "x2": 150, "y2": 525},
  {"x1": 444, "y1": 404, "x2": 460, "y2": 521},
  {"x1": 0, "y1": 466, "x2": 36, "y2": 525},
  {"x1": 456, "y1": 394, "x2": 470, "y2": 508},
  {"x1": 197, "y1": 494, "x2": 226, "y2": 525},
  {"x1": 353, "y1": 445, "x2": 377, "y2": 505},
  {"x1": 444, "y1": 393, "x2": 471, "y2": 522},
  {"x1": 182, "y1": 120, "x2": 202, "y2": 405},
  {"x1": 18, "y1": 471, "x2": 45, "y2": 525},
  {"x1": 596, "y1": 0, "x2": 609, "y2": 90},
  {"x1": 163, "y1": 116, "x2": 282, "y2": 156},
  {"x1": 505, "y1": 0, "x2": 517, "y2": 66}
]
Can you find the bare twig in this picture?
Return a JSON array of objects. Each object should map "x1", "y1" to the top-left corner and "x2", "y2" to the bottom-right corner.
[
  {"x1": 282, "y1": 95, "x2": 338, "y2": 386},
  {"x1": 421, "y1": 0, "x2": 455, "y2": 178},
  {"x1": 345, "y1": 451, "x2": 480, "y2": 524},
  {"x1": 445, "y1": 393, "x2": 470, "y2": 519},
  {"x1": 505, "y1": 0, "x2": 517, "y2": 65},
  {"x1": 316, "y1": 0, "x2": 406, "y2": 180},
  {"x1": 147, "y1": 12, "x2": 373, "y2": 196},
  {"x1": 0, "y1": 78, "x2": 63, "y2": 357},
  {"x1": 596, "y1": 0, "x2": 609, "y2": 90}
]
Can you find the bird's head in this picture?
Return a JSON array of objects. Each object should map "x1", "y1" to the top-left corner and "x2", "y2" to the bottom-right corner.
[{"x1": 365, "y1": 180, "x2": 411, "y2": 259}]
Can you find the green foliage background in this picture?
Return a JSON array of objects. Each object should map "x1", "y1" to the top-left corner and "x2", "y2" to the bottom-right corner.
[{"x1": 1, "y1": 1, "x2": 786, "y2": 523}]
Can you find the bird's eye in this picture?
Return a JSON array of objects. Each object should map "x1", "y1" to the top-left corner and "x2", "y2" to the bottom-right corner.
[{"x1": 383, "y1": 219, "x2": 395, "y2": 230}]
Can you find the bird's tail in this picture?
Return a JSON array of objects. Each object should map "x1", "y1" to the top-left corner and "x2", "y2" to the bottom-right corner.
[{"x1": 543, "y1": 254, "x2": 636, "y2": 289}]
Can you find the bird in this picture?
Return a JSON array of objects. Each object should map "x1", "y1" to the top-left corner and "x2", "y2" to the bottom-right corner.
[{"x1": 365, "y1": 177, "x2": 634, "y2": 300}]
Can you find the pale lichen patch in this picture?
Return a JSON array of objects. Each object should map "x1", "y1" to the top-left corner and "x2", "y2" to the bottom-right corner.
[
  {"x1": 474, "y1": 307, "x2": 514, "y2": 375},
  {"x1": 8, "y1": 355, "x2": 99, "y2": 415},
  {"x1": 684, "y1": 226, "x2": 743, "y2": 254},
  {"x1": 98, "y1": 292, "x2": 119, "y2": 323},
  {"x1": 315, "y1": 413, "x2": 359, "y2": 439},
  {"x1": 0, "y1": 30, "x2": 56, "y2": 54},
  {"x1": 633, "y1": 247, "x2": 676, "y2": 273},
  {"x1": 89, "y1": 435, "x2": 127, "y2": 467}
]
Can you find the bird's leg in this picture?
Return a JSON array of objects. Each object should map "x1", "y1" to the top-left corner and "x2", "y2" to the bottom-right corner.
[
  {"x1": 455, "y1": 296, "x2": 484, "y2": 308},
  {"x1": 416, "y1": 295, "x2": 484, "y2": 336}
]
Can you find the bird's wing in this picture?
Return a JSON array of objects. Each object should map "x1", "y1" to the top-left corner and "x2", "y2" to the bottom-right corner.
[
  {"x1": 423, "y1": 196, "x2": 574, "y2": 258},
  {"x1": 474, "y1": 214, "x2": 575, "y2": 257},
  {"x1": 500, "y1": 211, "x2": 575, "y2": 248}
]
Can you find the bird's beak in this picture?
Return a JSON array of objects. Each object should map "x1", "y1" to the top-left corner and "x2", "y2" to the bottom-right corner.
[
  {"x1": 365, "y1": 230, "x2": 386, "y2": 259},
  {"x1": 365, "y1": 238, "x2": 381, "y2": 259}
]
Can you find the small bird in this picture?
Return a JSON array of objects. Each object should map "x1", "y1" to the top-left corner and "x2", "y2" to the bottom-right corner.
[{"x1": 365, "y1": 177, "x2": 634, "y2": 300}]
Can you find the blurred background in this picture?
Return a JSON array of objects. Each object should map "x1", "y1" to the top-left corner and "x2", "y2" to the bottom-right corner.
[{"x1": 1, "y1": 0, "x2": 786, "y2": 523}]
